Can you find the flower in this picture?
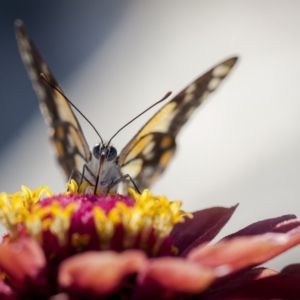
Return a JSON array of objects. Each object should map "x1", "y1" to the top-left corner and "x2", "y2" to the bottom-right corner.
[{"x1": 0, "y1": 182, "x2": 300, "y2": 299}]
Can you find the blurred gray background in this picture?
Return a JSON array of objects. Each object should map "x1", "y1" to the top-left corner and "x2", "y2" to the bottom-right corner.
[{"x1": 1, "y1": 1, "x2": 300, "y2": 269}]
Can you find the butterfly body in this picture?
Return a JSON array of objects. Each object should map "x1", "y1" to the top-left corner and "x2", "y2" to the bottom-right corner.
[{"x1": 15, "y1": 20, "x2": 238, "y2": 193}]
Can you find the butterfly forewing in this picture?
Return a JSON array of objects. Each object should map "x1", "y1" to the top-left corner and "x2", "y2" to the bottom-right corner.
[
  {"x1": 119, "y1": 57, "x2": 238, "y2": 190},
  {"x1": 15, "y1": 20, "x2": 91, "y2": 179}
]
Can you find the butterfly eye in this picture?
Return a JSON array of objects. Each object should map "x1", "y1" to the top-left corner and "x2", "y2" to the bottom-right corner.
[
  {"x1": 92, "y1": 144, "x2": 101, "y2": 159},
  {"x1": 107, "y1": 146, "x2": 117, "y2": 161}
]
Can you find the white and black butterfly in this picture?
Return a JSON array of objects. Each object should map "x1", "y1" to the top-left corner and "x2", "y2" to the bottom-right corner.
[{"x1": 15, "y1": 20, "x2": 237, "y2": 194}]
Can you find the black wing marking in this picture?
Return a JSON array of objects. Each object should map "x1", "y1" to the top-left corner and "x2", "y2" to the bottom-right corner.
[
  {"x1": 119, "y1": 57, "x2": 238, "y2": 190},
  {"x1": 15, "y1": 20, "x2": 91, "y2": 179}
]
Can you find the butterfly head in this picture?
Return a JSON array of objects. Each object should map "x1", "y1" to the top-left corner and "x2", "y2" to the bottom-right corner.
[
  {"x1": 90, "y1": 143, "x2": 120, "y2": 194},
  {"x1": 92, "y1": 143, "x2": 118, "y2": 163}
]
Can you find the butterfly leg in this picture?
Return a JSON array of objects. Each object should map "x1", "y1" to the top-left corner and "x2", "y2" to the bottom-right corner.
[
  {"x1": 80, "y1": 164, "x2": 97, "y2": 185},
  {"x1": 69, "y1": 168, "x2": 82, "y2": 185},
  {"x1": 106, "y1": 174, "x2": 141, "y2": 194},
  {"x1": 71, "y1": 167, "x2": 141, "y2": 195},
  {"x1": 68, "y1": 165, "x2": 95, "y2": 187}
]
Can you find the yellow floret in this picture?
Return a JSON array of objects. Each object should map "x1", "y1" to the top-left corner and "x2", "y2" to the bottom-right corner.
[{"x1": 0, "y1": 185, "x2": 52, "y2": 237}]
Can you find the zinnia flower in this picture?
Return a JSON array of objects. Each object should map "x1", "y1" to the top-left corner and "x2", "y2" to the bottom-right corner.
[{"x1": 0, "y1": 182, "x2": 300, "y2": 300}]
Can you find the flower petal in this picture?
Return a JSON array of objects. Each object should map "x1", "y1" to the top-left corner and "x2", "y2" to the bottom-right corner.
[
  {"x1": 272, "y1": 218, "x2": 300, "y2": 234},
  {"x1": 225, "y1": 214, "x2": 296, "y2": 239},
  {"x1": 210, "y1": 273, "x2": 300, "y2": 300},
  {"x1": 48, "y1": 293, "x2": 69, "y2": 300},
  {"x1": 281, "y1": 263, "x2": 300, "y2": 277},
  {"x1": 171, "y1": 205, "x2": 238, "y2": 256},
  {"x1": 208, "y1": 267, "x2": 278, "y2": 299},
  {"x1": 0, "y1": 237, "x2": 47, "y2": 294},
  {"x1": 0, "y1": 280, "x2": 16, "y2": 300},
  {"x1": 188, "y1": 232, "x2": 300, "y2": 276},
  {"x1": 133, "y1": 257, "x2": 216, "y2": 300},
  {"x1": 59, "y1": 250, "x2": 147, "y2": 297}
]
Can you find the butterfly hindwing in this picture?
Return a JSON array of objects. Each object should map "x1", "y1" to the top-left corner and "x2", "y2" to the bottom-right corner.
[
  {"x1": 119, "y1": 57, "x2": 238, "y2": 190},
  {"x1": 15, "y1": 20, "x2": 91, "y2": 179}
]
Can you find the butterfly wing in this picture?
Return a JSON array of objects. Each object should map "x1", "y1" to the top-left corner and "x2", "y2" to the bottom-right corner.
[
  {"x1": 119, "y1": 57, "x2": 238, "y2": 190},
  {"x1": 15, "y1": 20, "x2": 91, "y2": 179}
]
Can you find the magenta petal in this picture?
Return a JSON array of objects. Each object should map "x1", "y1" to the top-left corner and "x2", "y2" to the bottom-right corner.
[
  {"x1": 272, "y1": 218, "x2": 300, "y2": 234},
  {"x1": 207, "y1": 267, "x2": 278, "y2": 299},
  {"x1": 210, "y1": 274, "x2": 300, "y2": 300},
  {"x1": 281, "y1": 263, "x2": 300, "y2": 277},
  {"x1": 171, "y1": 205, "x2": 238, "y2": 256},
  {"x1": 224, "y1": 214, "x2": 296, "y2": 239}
]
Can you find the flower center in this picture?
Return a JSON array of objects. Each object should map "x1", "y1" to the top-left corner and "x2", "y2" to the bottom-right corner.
[{"x1": 0, "y1": 181, "x2": 192, "y2": 258}]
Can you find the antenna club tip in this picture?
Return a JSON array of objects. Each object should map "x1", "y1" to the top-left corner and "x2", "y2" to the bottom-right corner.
[{"x1": 161, "y1": 91, "x2": 172, "y2": 101}]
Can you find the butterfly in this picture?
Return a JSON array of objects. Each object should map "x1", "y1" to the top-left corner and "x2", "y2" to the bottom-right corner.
[{"x1": 15, "y1": 20, "x2": 238, "y2": 194}]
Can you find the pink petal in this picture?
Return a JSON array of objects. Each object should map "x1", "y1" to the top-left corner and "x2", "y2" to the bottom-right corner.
[
  {"x1": 48, "y1": 293, "x2": 69, "y2": 300},
  {"x1": 224, "y1": 214, "x2": 296, "y2": 239},
  {"x1": 134, "y1": 257, "x2": 216, "y2": 300},
  {"x1": 0, "y1": 237, "x2": 47, "y2": 293},
  {"x1": 188, "y1": 232, "x2": 300, "y2": 276},
  {"x1": 172, "y1": 205, "x2": 238, "y2": 256},
  {"x1": 0, "y1": 280, "x2": 16, "y2": 300},
  {"x1": 59, "y1": 250, "x2": 147, "y2": 297}
]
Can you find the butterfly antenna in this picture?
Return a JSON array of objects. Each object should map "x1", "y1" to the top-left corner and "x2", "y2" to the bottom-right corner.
[
  {"x1": 40, "y1": 73, "x2": 104, "y2": 146},
  {"x1": 107, "y1": 91, "x2": 172, "y2": 146}
]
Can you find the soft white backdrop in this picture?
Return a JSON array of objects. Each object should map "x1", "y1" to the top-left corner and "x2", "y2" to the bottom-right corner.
[{"x1": 1, "y1": 1, "x2": 300, "y2": 269}]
